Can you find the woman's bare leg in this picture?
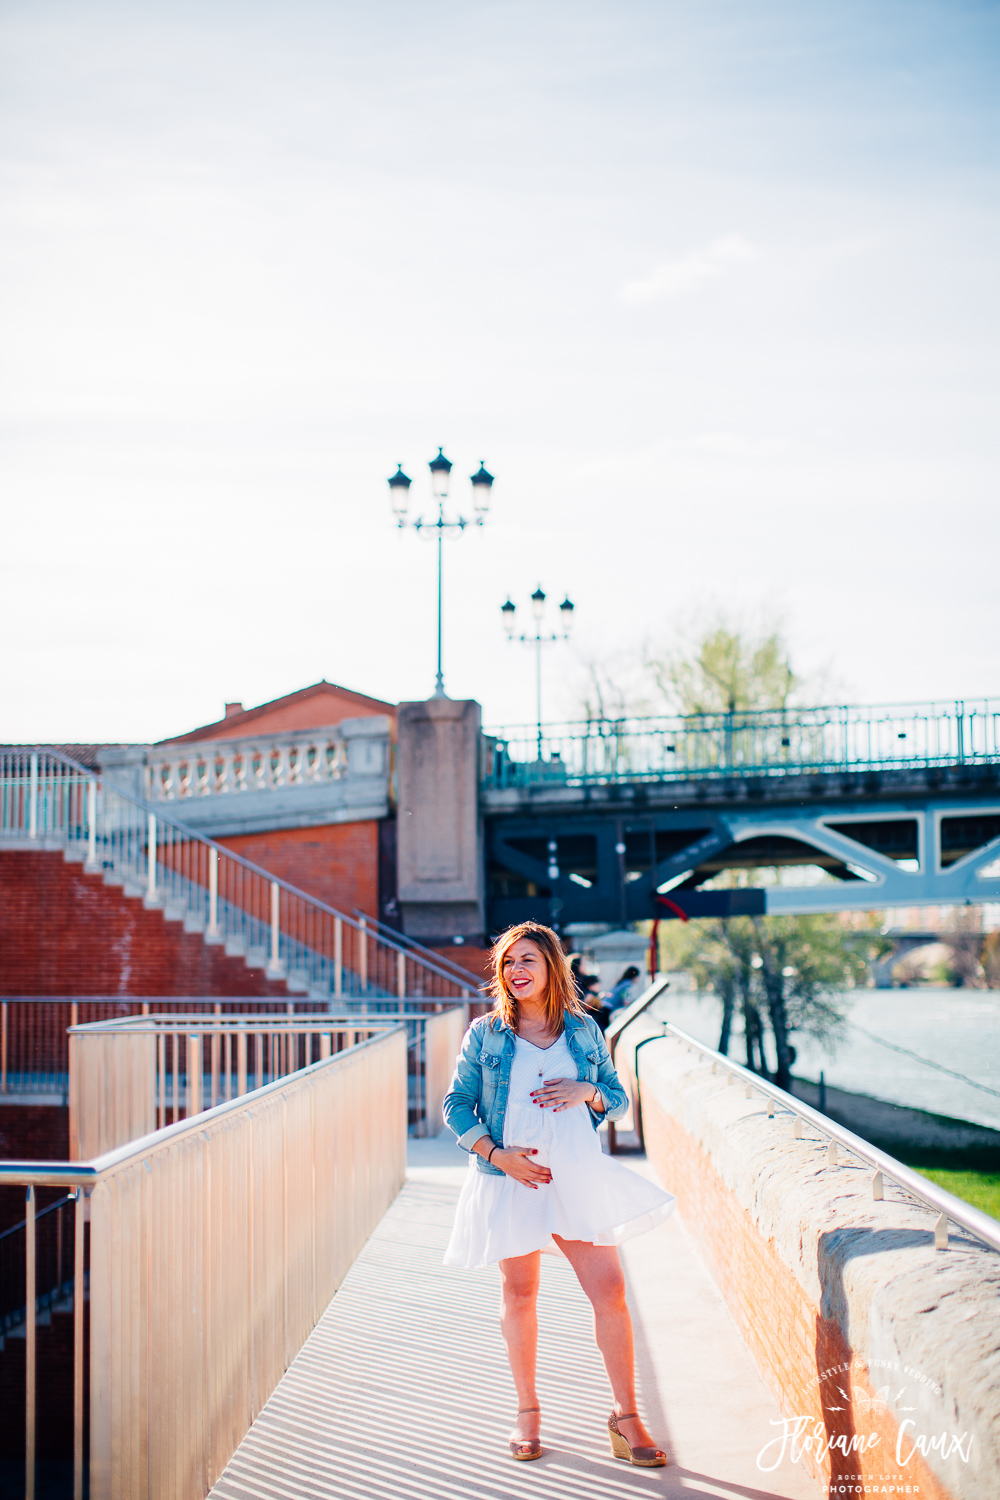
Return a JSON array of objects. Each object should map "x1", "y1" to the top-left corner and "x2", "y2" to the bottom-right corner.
[
  {"x1": 498, "y1": 1250, "x2": 542, "y2": 1445},
  {"x1": 554, "y1": 1237, "x2": 659, "y2": 1452}
]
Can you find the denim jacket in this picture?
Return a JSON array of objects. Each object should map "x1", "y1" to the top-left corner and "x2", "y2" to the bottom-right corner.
[{"x1": 442, "y1": 1010, "x2": 629, "y2": 1175}]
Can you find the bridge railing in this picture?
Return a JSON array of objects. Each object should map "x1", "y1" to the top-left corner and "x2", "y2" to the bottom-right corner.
[
  {"x1": 0, "y1": 748, "x2": 472, "y2": 1003},
  {"x1": 0, "y1": 1026, "x2": 408, "y2": 1500},
  {"x1": 484, "y1": 696, "x2": 1000, "y2": 788},
  {"x1": 609, "y1": 986, "x2": 1000, "y2": 1255},
  {"x1": 0, "y1": 996, "x2": 333, "y2": 1100},
  {"x1": 68, "y1": 1007, "x2": 466, "y2": 1154},
  {"x1": 352, "y1": 908, "x2": 487, "y2": 988}
]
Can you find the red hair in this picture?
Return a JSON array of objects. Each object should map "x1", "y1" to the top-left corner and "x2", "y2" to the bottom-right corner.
[{"x1": 488, "y1": 921, "x2": 586, "y2": 1035}]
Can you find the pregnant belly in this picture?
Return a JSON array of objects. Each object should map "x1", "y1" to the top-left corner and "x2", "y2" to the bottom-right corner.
[
  {"x1": 503, "y1": 1100, "x2": 549, "y2": 1159},
  {"x1": 504, "y1": 1101, "x2": 595, "y2": 1169}
]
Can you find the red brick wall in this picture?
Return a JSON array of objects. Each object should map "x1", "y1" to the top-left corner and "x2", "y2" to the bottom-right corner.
[
  {"x1": 434, "y1": 944, "x2": 491, "y2": 986},
  {"x1": 0, "y1": 1104, "x2": 68, "y2": 1161},
  {"x1": 218, "y1": 821, "x2": 379, "y2": 917},
  {"x1": 0, "y1": 851, "x2": 289, "y2": 998},
  {"x1": 642, "y1": 1093, "x2": 953, "y2": 1499},
  {"x1": 0, "y1": 1109, "x2": 69, "y2": 1235}
]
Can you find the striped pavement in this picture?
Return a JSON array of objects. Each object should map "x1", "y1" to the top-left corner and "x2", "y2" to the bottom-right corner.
[{"x1": 210, "y1": 1137, "x2": 819, "y2": 1500}]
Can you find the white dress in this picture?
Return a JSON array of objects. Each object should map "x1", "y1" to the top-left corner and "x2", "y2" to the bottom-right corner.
[{"x1": 443, "y1": 1033, "x2": 675, "y2": 1269}]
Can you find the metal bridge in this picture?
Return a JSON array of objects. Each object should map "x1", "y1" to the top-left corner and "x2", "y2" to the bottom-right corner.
[{"x1": 481, "y1": 697, "x2": 1000, "y2": 928}]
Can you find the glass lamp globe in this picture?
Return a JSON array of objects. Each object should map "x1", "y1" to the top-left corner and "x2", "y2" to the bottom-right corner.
[
  {"x1": 428, "y1": 447, "x2": 453, "y2": 500},
  {"x1": 471, "y1": 461, "x2": 494, "y2": 515},
  {"x1": 387, "y1": 464, "x2": 411, "y2": 518}
]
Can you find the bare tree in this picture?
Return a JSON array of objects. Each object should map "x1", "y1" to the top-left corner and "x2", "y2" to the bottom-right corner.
[
  {"x1": 983, "y1": 930, "x2": 1000, "y2": 989},
  {"x1": 574, "y1": 604, "x2": 845, "y2": 724},
  {"x1": 942, "y1": 907, "x2": 985, "y2": 988}
]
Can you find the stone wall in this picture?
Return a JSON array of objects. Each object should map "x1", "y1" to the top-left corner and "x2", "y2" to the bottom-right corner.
[
  {"x1": 625, "y1": 1021, "x2": 1000, "y2": 1500},
  {"x1": 396, "y1": 698, "x2": 484, "y2": 943}
]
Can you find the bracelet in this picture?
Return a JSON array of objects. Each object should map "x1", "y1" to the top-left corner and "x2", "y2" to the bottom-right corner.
[{"x1": 487, "y1": 1143, "x2": 500, "y2": 1164}]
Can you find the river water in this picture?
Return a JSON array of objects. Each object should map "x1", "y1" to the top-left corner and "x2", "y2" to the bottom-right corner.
[{"x1": 651, "y1": 986, "x2": 1000, "y2": 1134}]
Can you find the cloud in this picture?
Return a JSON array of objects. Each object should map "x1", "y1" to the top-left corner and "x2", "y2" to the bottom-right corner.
[{"x1": 620, "y1": 233, "x2": 755, "y2": 302}]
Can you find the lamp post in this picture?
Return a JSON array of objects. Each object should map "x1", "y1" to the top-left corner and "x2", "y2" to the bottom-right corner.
[
  {"x1": 500, "y1": 586, "x2": 575, "y2": 758},
  {"x1": 389, "y1": 449, "x2": 494, "y2": 698}
]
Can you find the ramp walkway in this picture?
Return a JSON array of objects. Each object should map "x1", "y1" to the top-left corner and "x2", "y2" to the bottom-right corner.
[{"x1": 209, "y1": 1136, "x2": 819, "y2": 1500}]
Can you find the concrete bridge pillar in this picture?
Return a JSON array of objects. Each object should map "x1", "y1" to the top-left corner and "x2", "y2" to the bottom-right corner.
[{"x1": 396, "y1": 697, "x2": 485, "y2": 945}]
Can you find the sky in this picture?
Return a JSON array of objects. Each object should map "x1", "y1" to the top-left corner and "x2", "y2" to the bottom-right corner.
[{"x1": 2, "y1": 0, "x2": 998, "y2": 742}]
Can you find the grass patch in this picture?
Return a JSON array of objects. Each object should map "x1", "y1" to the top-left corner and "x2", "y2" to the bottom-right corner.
[{"x1": 906, "y1": 1167, "x2": 1000, "y2": 1221}]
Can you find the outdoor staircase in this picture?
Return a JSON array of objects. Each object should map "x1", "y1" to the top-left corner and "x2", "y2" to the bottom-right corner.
[
  {"x1": 0, "y1": 848, "x2": 291, "y2": 1000},
  {"x1": 1, "y1": 749, "x2": 470, "y2": 1006}
]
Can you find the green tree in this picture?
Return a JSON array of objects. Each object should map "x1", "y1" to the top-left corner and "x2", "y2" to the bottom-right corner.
[
  {"x1": 666, "y1": 909, "x2": 888, "y2": 1090},
  {"x1": 750, "y1": 915, "x2": 863, "y2": 1088},
  {"x1": 645, "y1": 614, "x2": 799, "y2": 717},
  {"x1": 577, "y1": 608, "x2": 811, "y2": 723}
]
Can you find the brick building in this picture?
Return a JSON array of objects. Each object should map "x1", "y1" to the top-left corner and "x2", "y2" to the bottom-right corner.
[{"x1": 151, "y1": 679, "x2": 398, "y2": 922}]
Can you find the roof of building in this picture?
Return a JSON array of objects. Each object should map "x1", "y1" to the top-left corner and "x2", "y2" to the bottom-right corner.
[{"x1": 156, "y1": 680, "x2": 397, "y2": 746}]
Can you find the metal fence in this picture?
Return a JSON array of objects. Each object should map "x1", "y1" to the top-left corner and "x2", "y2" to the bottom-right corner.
[
  {"x1": 0, "y1": 996, "x2": 315, "y2": 1099},
  {"x1": 0, "y1": 748, "x2": 474, "y2": 1004},
  {"x1": 0, "y1": 1026, "x2": 408, "y2": 1500},
  {"x1": 68, "y1": 1006, "x2": 467, "y2": 1155},
  {"x1": 484, "y1": 696, "x2": 1000, "y2": 788},
  {"x1": 0, "y1": 997, "x2": 468, "y2": 1135}
]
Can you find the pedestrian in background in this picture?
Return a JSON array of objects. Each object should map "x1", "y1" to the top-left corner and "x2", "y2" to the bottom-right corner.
[{"x1": 606, "y1": 965, "x2": 642, "y2": 1017}]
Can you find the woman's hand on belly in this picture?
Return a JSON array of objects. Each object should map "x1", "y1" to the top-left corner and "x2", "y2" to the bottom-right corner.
[
  {"x1": 494, "y1": 1147, "x2": 553, "y2": 1189},
  {"x1": 530, "y1": 1077, "x2": 602, "y2": 1113}
]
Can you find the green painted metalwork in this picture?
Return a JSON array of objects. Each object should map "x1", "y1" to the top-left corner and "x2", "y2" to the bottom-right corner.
[{"x1": 483, "y1": 698, "x2": 1000, "y2": 789}]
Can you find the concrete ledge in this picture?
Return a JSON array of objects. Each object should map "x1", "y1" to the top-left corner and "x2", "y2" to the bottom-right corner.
[
  {"x1": 630, "y1": 1027, "x2": 1000, "y2": 1500},
  {"x1": 148, "y1": 788, "x2": 389, "y2": 838}
]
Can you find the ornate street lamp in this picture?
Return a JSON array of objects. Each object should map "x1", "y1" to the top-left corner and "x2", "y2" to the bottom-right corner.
[
  {"x1": 501, "y1": 586, "x2": 575, "y2": 758},
  {"x1": 389, "y1": 449, "x2": 494, "y2": 698}
]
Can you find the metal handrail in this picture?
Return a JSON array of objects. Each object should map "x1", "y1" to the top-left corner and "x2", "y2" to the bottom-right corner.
[
  {"x1": 1, "y1": 1023, "x2": 409, "y2": 1500},
  {"x1": 352, "y1": 909, "x2": 486, "y2": 988},
  {"x1": 66, "y1": 1004, "x2": 466, "y2": 1150},
  {"x1": 648, "y1": 1020, "x2": 1000, "y2": 1255},
  {"x1": 67, "y1": 1012, "x2": 458, "y2": 1033},
  {"x1": 604, "y1": 977, "x2": 670, "y2": 1154},
  {"x1": 605, "y1": 976, "x2": 671, "y2": 1053},
  {"x1": 0, "y1": 1192, "x2": 73, "y2": 1244},
  {"x1": 2, "y1": 747, "x2": 471, "y2": 997},
  {"x1": 0, "y1": 1027, "x2": 406, "y2": 1187},
  {"x1": 483, "y1": 694, "x2": 1000, "y2": 787}
]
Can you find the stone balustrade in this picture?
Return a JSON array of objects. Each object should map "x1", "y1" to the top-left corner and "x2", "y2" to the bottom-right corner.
[
  {"x1": 147, "y1": 717, "x2": 387, "y2": 801},
  {"x1": 99, "y1": 717, "x2": 393, "y2": 837}
]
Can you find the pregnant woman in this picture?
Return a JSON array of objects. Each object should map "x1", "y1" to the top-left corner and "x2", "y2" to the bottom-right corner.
[{"x1": 443, "y1": 920, "x2": 675, "y2": 1466}]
